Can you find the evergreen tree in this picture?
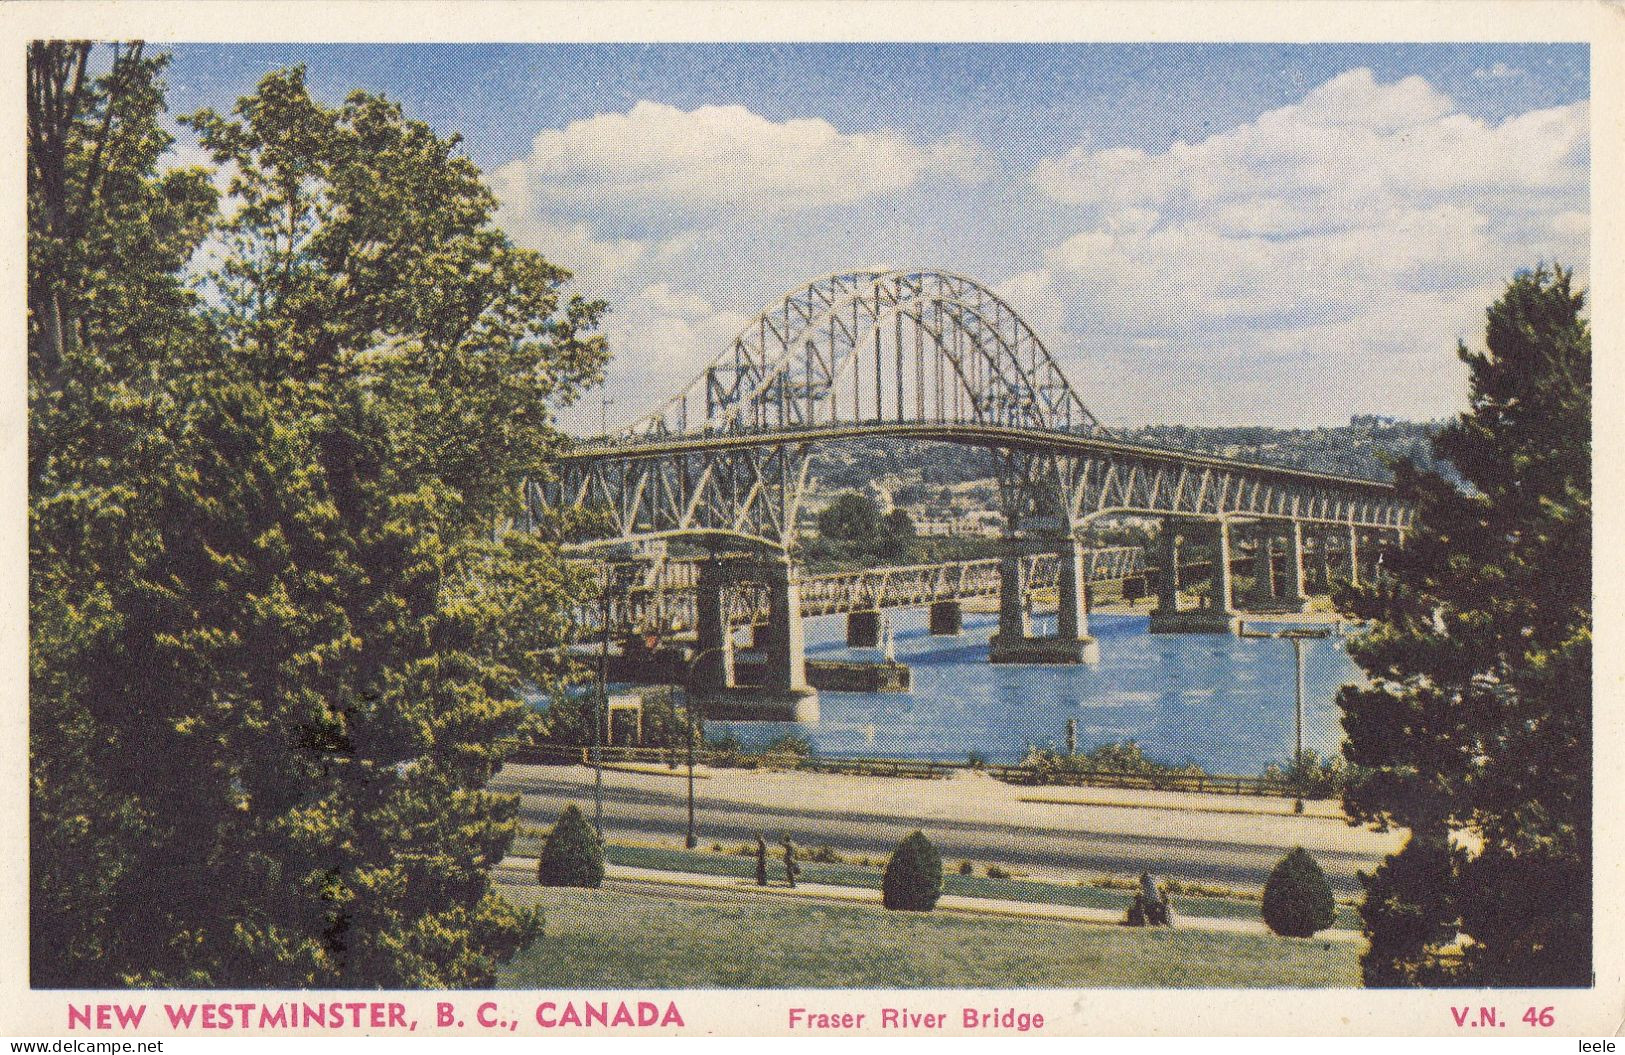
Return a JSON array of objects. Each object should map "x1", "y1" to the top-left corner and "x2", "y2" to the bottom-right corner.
[
  {"x1": 1261, "y1": 848, "x2": 1337, "y2": 938},
  {"x1": 29, "y1": 51, "x2": 609, "y2": 987},
  {"x1": 882, "y1": 830, "x2": 943, "y2": 911},
  {"x1": 536, "y1": 805, "x2": 605, "y2": 888},
  {"x1": 1336, "y1": 266, "x2": 1591, "y2": 987}
]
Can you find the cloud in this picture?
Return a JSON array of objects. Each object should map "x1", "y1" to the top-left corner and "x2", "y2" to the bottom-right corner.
[
  {"x1": 554, "y1": 282, "x2": 753, "y2": 435},
  {"x1": 1023, "y1": 68, "x2": 1588, "y2": 425},
  {"x1": 491, "y1": 100, "x2": 989, "y2": 217}
]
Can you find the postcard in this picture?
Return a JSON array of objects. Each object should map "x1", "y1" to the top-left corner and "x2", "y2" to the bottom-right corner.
[{"x1": 3, "y1": 0, "x2": 1620, "y2": 1039}]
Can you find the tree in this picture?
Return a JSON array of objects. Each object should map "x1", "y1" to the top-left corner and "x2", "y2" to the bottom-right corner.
[
  {"x1": 536, "y1": 805, "x2": 605, "y2": 888},
  {"x1": 30, "y1": 53, "x2": 609, "y2": 987},
  {"x1": 1261, "y1": 848, "x2": 1337, "y2": 938},
  {"x1": 1336, "y1": 266, "x2": 1590, "y2": 987},
  {"x1": 817, "y1": 491, "x2": 882, "y2": 543},
  {"x1": 879, "y1": 508, "x2": 916, "y2": 561},
  {"x1": 881, "y1": 830, "x2": 943, "y2": 911}
]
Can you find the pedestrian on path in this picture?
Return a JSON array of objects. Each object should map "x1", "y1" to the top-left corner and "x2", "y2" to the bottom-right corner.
[{"x1": 782, "y1": 836, "x2": 801, "y2": 888}]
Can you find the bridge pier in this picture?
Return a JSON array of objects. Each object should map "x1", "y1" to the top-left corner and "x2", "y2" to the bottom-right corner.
[
  {"x1": 754, "y1": 557, "x2": 820, "y2": 711},
  {"x1": 1347, "y1": 524, "x2": 1361, "y2": 586},
  {"x1": 991, "y1": 537, "x2": 1099, "y2": 664},
  {"x1": 693, "y1": 559, "x2": 736, "y2": 691},
  {"x1": 1150, "y1": 519, "x2": 1239, "y2": 634},
  {"x1": 1283, "y1": 522, "x2": 1308, "y2": 606},
  {"x1": 847, "y1": 609, "x2": 882, "y2": 648},
  {"x1": 928, "y1": 600, "x2": 962, "y2": 636}
]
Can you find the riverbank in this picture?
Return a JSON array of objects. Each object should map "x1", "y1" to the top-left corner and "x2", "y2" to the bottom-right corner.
[{"x1": 492, "y1": 761, "x2": 1405, "y2": 896}]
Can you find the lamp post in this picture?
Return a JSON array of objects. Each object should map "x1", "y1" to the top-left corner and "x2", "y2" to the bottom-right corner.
[
  {"x1": 683, "y1": 645, "x2": 727, "y2": 850},
  {"x1": 593, "y1": 585, "x2": 610, "y2": 838}
]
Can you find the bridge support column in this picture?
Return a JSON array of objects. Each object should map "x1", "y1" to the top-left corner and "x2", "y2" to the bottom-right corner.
[
  {"x1": 928, "y1": 600, "x2": 962, "y2": 636},
  {"x1": 754, "y1": 558, "x2": 819, "y2": 718},
  {"x1": 1151, "y1": 520, "x2": 1238, "y2": 633},
  {"x1": 996, "y1": 547, "x2": 1032, "y2": 642},
  {"x1": 846, "y1": 610, "x2": 882, "y2": 648},
  {"x1": 1284, "y1": 522, "x2": 1308, "y2": 606},
  {"x1": 991, "y1": 538, "x2": 1098, "y2": 663},
  {"x1": 1347, "y1": 525, "x2": 1361, "y2": 587},
  {"x1": 1154, "y1": 525, "x2": 1182, "y2": 614},
  {"x1": 693, "y1": 560, "x2": 735, "y2": 691},
  {"x1": 1215, "y1": 519, "x2": 1236, "y2": 614}
]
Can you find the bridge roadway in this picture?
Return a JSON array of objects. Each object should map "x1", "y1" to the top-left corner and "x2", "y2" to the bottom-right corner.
[
  {"x1": 494, "y1": 762, "x2": 1405, "y2": 896},
  {"x1": 587, "y1": 547, "x2": 1145, "y2": 637}
]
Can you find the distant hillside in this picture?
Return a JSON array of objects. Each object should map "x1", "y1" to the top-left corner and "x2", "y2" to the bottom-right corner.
[{"x1": 810, "y1": 418, "x2": 1453, "y2": 493}]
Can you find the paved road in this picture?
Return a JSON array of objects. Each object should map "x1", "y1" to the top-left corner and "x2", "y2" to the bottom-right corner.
[{"x1": 493, "y1": 763, "x2": 1404, "y2": 895}]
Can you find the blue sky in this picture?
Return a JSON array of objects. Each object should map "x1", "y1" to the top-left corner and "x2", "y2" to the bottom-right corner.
[{"x1": 162, "y1": 43, "x2": 1590, "y2": 433}]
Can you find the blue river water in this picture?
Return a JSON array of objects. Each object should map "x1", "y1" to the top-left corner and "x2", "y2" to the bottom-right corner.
[{"x1": 705, "y1": 609, "x2": 1369, "y2": 776}]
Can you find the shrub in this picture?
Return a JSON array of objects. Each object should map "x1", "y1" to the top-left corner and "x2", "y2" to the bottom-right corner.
[
  {"x1": 882, "y1": 831, "x2": 943, "y2": 911},
  {"x1": 537, "y1": 804, "x2": 604, "y2": 888},
  {"x1": 806, "y1": 844, "x2": 841, "y2": 864},
  {"x1": 1261, "y1": 847, "x2": 1336, "y2": 937},
  {"x1": 958, "y1": 860, "x2": 974, "y2": 875},
  {"x1": 986, "y1": 864, "x2": 1011, "y2": 880}
]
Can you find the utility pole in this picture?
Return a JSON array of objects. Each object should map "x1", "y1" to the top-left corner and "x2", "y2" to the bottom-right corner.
[
  {"x1": 600, "y1": 396, "x2": 615, "y2": 439},
  {"x1": 1291, "y1": 633, "x2": 1307, "y2": 814},
  {"x1": 594, "y1": 585, "x2": 609, "y2": 838}
]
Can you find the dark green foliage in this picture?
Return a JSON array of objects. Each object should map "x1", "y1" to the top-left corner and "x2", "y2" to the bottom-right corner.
[
  {"x1": 30, "y1": 49, "x2": 606, "y2": 987},
  {"x1": 1336, "y1": 266, "x2": 1591, "y2": 986},
  {"x1": 537, "y1": 806, "x2": 605, "y2": 889},
  {"x1": 805, "y1": 492, "x2": 918, "y2": 566},
  {"x1": 1262, "y1": 849, "x2": 1336, "y2": 938},
  {"x1": 882, "y1": 831, "x2": 943, "y2": 912}
]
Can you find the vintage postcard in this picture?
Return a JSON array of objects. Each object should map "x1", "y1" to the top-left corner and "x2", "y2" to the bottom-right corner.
[{"x1": 4, "y1": 0, "x2": 1621, "y2": 1041}]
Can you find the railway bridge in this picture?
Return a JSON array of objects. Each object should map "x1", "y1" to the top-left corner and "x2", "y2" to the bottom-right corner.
[{"x1": 530, "y1": 270, "x2": 1413, "y2": 715}]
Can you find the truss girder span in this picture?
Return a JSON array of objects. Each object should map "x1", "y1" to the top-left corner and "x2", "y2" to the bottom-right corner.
[
  {"x1": 575, "y1": 548, "x2": 1146, "y2": 635},
  {"x1": 626, "y1": 269, "x2": 1102, "y2": 440}
]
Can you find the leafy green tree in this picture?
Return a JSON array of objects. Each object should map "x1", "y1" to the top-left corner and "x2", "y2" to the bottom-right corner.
[
  {"x1": 1336, "y1": 266, "x2": 1590, "y2": 987},
  {"x1": 882, "y1": 830, "x2": 943, "y2": 911},
  {"x1": 818, "y1": 491, "x2": 882, "y2": 543},
  {"x1": 879, "y1": 508, "x2": 916, "y2": 561},
  {"x1": 536, "y1": 805, "x2": 605, "y2": 888},
  {"x1": 29, "y1": 40, "x2": 224, "y2": 988},
  {"x1": 1261, "y1": 848, "x2": 1337, "y2": 938},
  {"x1": 30, "y1": 53, "x2": 608, "y2": 987}
]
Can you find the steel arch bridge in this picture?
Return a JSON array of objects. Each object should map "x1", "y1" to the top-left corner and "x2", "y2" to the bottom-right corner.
[{"x1": 530, "y1": 268, "x2": 1413, "y2": 553}]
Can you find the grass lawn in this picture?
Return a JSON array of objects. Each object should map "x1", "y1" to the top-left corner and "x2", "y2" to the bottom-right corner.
[
  {"x1": 510, "y1": 837, "x2": 1363, "y2": 930},
  {"x1": 494, "y1": 885, "x2": 1361, "y2": 988}
]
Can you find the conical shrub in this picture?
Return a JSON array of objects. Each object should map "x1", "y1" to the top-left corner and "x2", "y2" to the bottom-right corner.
[
  {"x1": 1261, "y1": 847, "x2": 1336, "y2": 937},
  {"x1": 882, "y1": 830, "x2": 942, "y2": 911},
  {"x1": 537, "y1": 804, "x2": 605, "y2": 888}
]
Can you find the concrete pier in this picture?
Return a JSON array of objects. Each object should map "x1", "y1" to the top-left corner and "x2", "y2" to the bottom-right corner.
[
  {"x1": 928, "y1": 600, "x2": 963, "y2": 636},
  {"x1": 752, "y1": 557, "x2": 818, "y2": 710},
  {"x1": 846, "y1": 609, "x2": 882, "y2": 648},
  {"x1": 1150, "y1": 518, "x2": 1240, "y2": 634},
  {"x1": 693, "y1": 559, "x2": 736, "y2": 690},
  {"x1": 990, "y1": 537, "x2": 1099, "y2": 664}
]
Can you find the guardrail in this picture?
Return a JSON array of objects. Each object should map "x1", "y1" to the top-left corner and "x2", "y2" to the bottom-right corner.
[{"x1": 501, "y1": 742, "x2": 1311, "y2": 798}]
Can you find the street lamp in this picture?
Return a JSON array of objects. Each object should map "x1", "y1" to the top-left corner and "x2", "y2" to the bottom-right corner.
[{"x1": 682, "y1": 645, "x2": 728, "y2": 850}]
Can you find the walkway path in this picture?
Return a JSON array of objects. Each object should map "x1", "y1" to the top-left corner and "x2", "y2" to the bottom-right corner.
[
  {"x1": 493, "y1": 762, "x2": 1405, "y2": 895},
  {"x1": 494, "y1": 857, "x2": 1365, "y2": 944}
]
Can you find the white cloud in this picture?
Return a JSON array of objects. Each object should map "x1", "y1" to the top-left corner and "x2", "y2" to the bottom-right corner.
[
  {"x1": 1024, "y1": 68, "x2": 1588, "y2": 425},
  {"x1": 555, "y1": 282, "x2": 753, "y2": 435},
  {"x1": 491, "y1": 100, "x2": 989, "y2": 216}
]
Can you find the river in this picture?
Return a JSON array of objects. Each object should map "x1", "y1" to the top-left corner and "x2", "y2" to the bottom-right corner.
[{"x1": 706, "y1": 609, "x2": 1369, "y2": 776}]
